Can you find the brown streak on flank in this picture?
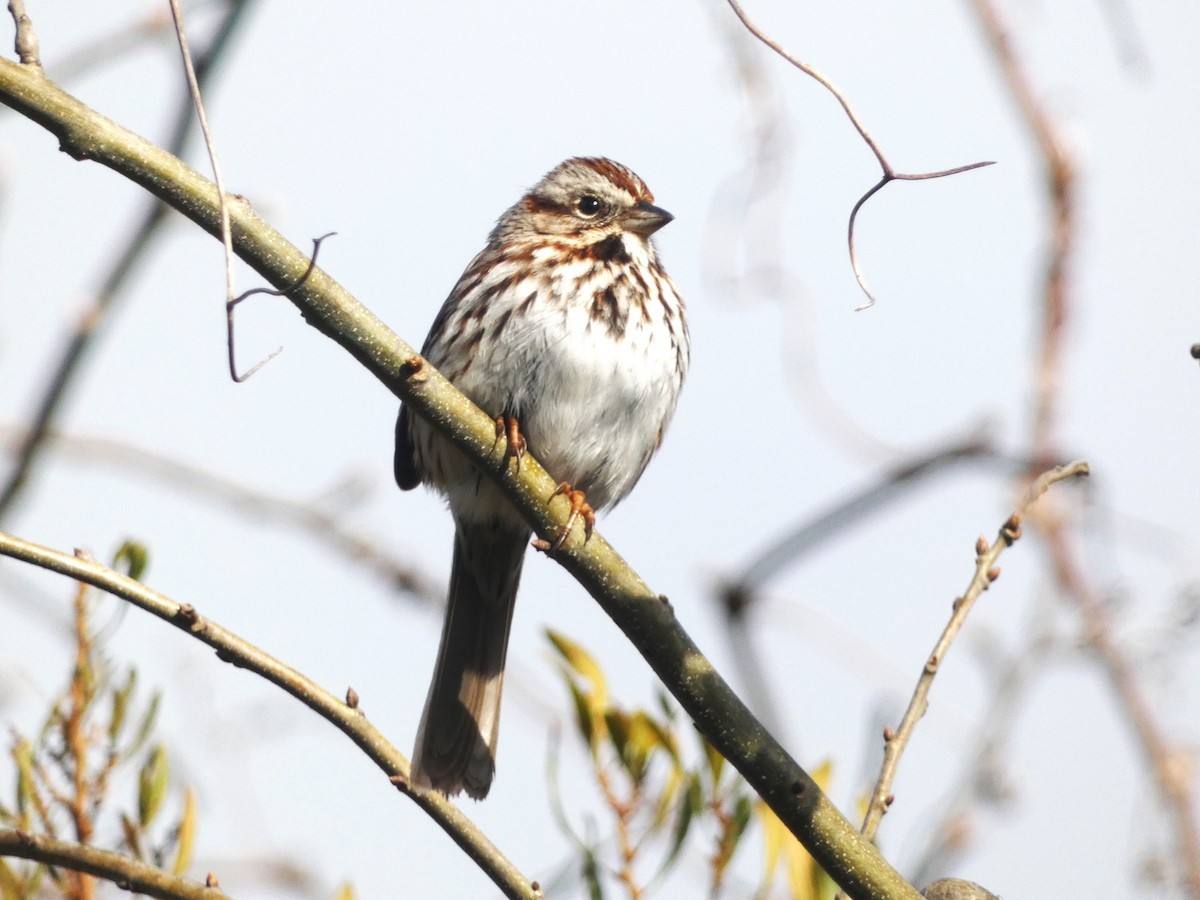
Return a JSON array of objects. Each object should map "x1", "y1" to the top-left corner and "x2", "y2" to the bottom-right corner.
[
  {"x1": 492, "y1": 304, "x2": 514, "y2": 339},
  {"x1": 518, "y1": 290, "x2": 538, "y2": 316}
]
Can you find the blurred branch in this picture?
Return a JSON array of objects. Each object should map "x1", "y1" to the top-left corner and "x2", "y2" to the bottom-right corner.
[
  {"x1": 0, "y1": 829, "x2": 229, "y2": 900},
  {"x1": 716, "y1": 431, "x2": 1015, "y2": 740},
  {"x1": 0, "y1": 424, "x2": 444, "y2": 608},
  {"x1": 0, "y1": 0, "x2": 254, "y2": 523},
  {"x1": 1036, "y1": 508, "x2": 1200, "y2": 897},
  {"x1": 968, "y1": 0, "x2": 1075, "y2": 463},
  {"x1": 0, "y1": 530, "x2": 541, "y2": 900},
  {"x1": 721, "y1": 431, "x2": 1020, "y2": 614},
  {"x1": 970, "y1": 2, "x2": 1200, "y2": 893},
  {"x1": 724, "y1": 0, "x2": 994, "y2": 309},
  {"x1": 857, "y1": 461, "x2": 1089, "y2": 846},
  {"x1": 0, "y1": 61, "x2": 922, "y2": 898}
]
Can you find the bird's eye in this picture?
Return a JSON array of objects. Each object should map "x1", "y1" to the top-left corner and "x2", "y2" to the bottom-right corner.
[{"x1": 576, "y1": 195, "x2": 602, "y2": 217}]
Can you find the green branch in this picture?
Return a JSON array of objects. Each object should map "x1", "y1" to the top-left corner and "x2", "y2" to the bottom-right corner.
[{"x1": 0, "y1": 56, "x2": 919, "y2": 898}]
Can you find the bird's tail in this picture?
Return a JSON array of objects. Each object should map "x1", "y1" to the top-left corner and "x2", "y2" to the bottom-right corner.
[{"x1": 410, "y1": 520, "x2": 528, "y2": 799}]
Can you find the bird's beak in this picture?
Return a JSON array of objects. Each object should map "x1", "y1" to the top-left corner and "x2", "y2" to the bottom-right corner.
[{"x1": 623, "y1": 201, "x2": 674, "y2": 236}]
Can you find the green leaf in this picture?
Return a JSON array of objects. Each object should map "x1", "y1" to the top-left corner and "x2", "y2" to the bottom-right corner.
[
  {"x1": 605, "y1": 709, "x2": 631, "y2": 770},
  {"x1": 656, "y1": 771, "x2": 701, "y2": 881},
  {"x1": 565, "y1": 672, "x2": 598, "y2": 753},
  {"x1": 13, "y1": 739, "x2": 35, "y2": 820},
  {"x1": 124, "y1": 691, "x2": 160, "y2": 760},
  {"x1": 581, "y1": 843, "x2": 605, "y2": 900},
  {"x1": 109, "y1": 669, "x2": 137, "y2": 744},
  {"x1": 113, "y1": 541, "x2": 149, "y2": 581},
  {"x1": 137, "y1": 744, "x2": 169, "y2": 827}
]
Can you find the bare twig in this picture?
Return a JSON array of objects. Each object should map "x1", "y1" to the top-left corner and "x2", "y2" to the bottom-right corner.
[
  {"x1": 0, "y1": 829, "x2": 230, "y2": 900},
  {"x1": 724, "y1": 0, "x2": 994, "y2": 309},
  {"x1": 0, "y1": 530, "x2": 541, "y2": 900},
  {"x1": 65, "y1": 580, "x2": 96, "y2": 900},
  {"x1": 0, "y1": 0, "x2": 253, "y2": 522},
  {"x1": 908, "y1": 598, "x2": 1061, "y2": 886},
  {"x1": 165, "y1": 0, "x2": 272, "y2": 383},
  {"x1": 6, "y1": 0, "x2": 39, "y2": 66},
  {"x1": 857, "y1": 461, "x2": 1089, "y2": 844}
]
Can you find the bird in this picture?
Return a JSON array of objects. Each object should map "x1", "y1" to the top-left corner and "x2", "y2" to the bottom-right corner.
[{"x1": 395, "y1": 157, "x2": 689, "y2": 798}]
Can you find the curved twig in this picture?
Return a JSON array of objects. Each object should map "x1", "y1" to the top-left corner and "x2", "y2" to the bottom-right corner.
[
  {"x1": 0, "y1": 531, "x2": 541, "y2": 900},
  {"x1": 724, "y1": 0, "x2": 994, "y2": 309}
]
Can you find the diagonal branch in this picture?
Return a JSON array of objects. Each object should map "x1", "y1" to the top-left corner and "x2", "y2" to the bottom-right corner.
[
  {"x1": 0, "y1": 58, "x2": 922, "y2": 898},
  {"x1": 0, "y1": 530, "x2": 541, "y2": 900}
]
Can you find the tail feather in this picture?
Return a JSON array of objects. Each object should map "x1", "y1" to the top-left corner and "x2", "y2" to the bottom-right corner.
[{"x1": 411, "y1": 521, "x2": 528, "y2": 799}]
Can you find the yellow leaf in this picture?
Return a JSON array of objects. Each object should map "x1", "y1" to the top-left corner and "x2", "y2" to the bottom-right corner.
[
  {"x1": 333, "y1": 882, "x2": 356, "y2": 900},
  {"x1": 545, "y1": 631, "x2": 608, "y2": 712},
  {"x1": 0, "y1": 858, "x2": 23, "y2": 900},
  {"x1": 172, "y1": 787, "x2": 197, "y2": 875},
  {"x1": 757, "y1": 759, "x2": 836, "y2": 900}
]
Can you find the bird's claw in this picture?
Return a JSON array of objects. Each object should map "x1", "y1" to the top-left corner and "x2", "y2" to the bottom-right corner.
[
  {"x1": 494, "y1": 414, "x2": 526, "y2": 474},
  {"x1": 549, "y1": 483, "x2": 595, "y2": 550}
]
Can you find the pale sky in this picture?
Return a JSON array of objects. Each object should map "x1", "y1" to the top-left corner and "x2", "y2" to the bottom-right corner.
[{"x1": 2, "y1": 2, "x2": 1198, "y2": 898}]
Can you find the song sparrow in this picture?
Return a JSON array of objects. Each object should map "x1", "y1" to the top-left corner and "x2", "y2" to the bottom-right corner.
[{"x1": 395, "y1": 157, "x2": 689, "y2": 799}]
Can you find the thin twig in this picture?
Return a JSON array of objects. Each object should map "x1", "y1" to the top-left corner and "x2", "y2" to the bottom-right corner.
[
  {"x1": 6, "y1": 0, "x2": 39, "y2": 66},
  {"x1": 0, "y1": 0, "x2": 254, "y2": 522},
  {"x1": 909, "y1": 598, "x2": 1060, "y2": 887},
  {"x1": 0, "y1": 829, "x2": 230, "y2": 900},
  {"x1": 166, "y1": 0, "x2": 272, "y2": 384},
  {"x1": 65, "y1": 579, "x2": 96, "y2": 900},
  {"x1": 857, "y1": 461, "x2": 1089, "y2": 845},
  {"x1": 0, "y1": 530, "x2": 541, "y2": 900},
  {"x1": 724, "y1": 0, "x2": 994, "y2": 309}
]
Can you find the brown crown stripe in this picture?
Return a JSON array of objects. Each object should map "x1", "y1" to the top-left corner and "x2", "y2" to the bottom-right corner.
[{"x1": 576, "y1": 157, "x2": 652, "y2": 203}]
